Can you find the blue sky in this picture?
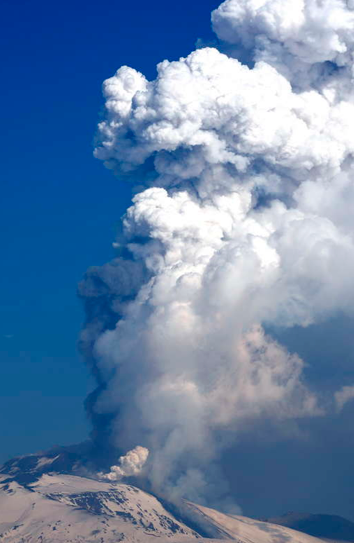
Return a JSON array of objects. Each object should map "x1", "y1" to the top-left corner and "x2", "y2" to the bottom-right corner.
[{"x1": 0, "y1": 0, "x2": 219, "y2": 462}]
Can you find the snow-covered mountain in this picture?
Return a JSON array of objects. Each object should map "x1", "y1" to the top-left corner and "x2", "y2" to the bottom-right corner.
[
  {"x1": 0, "y1": 444, "x2": 97, "y2": 484},
  {"x1": 266, "y1": 513, "x2": 354, "y2": 542},
  {"x1": 0, "y1": 473, "x2": 199, "y2": 543},
  {"x1": 0, "y1": 449, "x2": 352, "y2": 543}
]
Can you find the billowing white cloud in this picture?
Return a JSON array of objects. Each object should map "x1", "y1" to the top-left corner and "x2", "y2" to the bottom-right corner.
[
  {"x1": 95, "y1": 46, "x2": 354, "y2": 193},
  {"x1": 212, "y1": 0, "x2": 354, "y2": 83},
  {"x1": 103, "y1": 446, "x2": 149, "y2": 481},
  {"x1": 80, "y1": 0, "x2": 354, "y2": 509}
]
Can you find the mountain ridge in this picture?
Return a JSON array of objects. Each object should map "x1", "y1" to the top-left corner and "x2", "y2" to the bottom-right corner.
[
  {"x1": 1, "y1": 448, "x2": 352, "y2": 543},
  {"x1": 266, "y1": 513, "x2": 354, "y2": 542}
]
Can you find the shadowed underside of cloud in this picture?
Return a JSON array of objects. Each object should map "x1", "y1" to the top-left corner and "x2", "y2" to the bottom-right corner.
[{"x1": 78, "y1": 0, "x2": 354, "y2": 515}]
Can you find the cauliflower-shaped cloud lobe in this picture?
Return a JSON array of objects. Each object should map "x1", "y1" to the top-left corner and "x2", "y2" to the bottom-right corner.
[{"x1": 81, "y1": 0, "x2": 354, "y2": 510}]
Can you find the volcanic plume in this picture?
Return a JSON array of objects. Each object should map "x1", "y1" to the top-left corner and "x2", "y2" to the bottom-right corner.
[{"x1": 78, "y1": 0, "x2": 354, "y2": 511}]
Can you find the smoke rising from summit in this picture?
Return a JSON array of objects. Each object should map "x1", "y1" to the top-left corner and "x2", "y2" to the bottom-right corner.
[
  {"x1": 79, "y1": 0, "x2": 354, "y2": 510},
  {"x1": 103, "y1": 446, "x2": 149, "y2": 481}
]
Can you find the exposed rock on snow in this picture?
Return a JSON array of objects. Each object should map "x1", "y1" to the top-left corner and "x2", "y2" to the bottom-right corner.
[
  {"x1": 0, "y1": 474, "x2": 197, "y2": 543},
  {"x1": 0, "y1": 471, "x2": 331, "y2": 543}
]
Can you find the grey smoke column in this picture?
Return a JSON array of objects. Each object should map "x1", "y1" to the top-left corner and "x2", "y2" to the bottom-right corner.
[
  {"x1": 80, "y1": 0, "x2": 354, "y2": 509},
  {"x1": 78, "y1": 258, "x2": 147, "y2": 464}
]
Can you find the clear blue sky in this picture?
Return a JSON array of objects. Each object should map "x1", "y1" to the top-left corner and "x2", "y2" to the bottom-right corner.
[{"x1": 0, "y1": 0, "x2": 219, "y2": 463}]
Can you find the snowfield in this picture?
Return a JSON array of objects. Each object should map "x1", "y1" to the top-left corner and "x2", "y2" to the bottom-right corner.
[
  {"x1": 0, "y1": 473, "x2": 328, "y2": 543},
  {"x1": 0, "y1": 474, "x2": 197, "y2": 542},
  {"x1": 183, "y1": 502, "x2": 327, "y2": 543}
]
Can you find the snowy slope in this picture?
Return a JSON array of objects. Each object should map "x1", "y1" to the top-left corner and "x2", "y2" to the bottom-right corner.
[
  {"x1": 0, "y1": 474, "x2": 197, "y2": 543},
  {"x1": 183, "y1": 502, "x2": 328, "y2": 543},
  {"x1": 0, "y1": 444, "x2": 92, "y2": 484},
  {"x1": 0, "y1": 471, "x2": 331, "y2": 543},
  {"x1": 266, "y1": 513, "x2": 354, "y2": 542}
]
